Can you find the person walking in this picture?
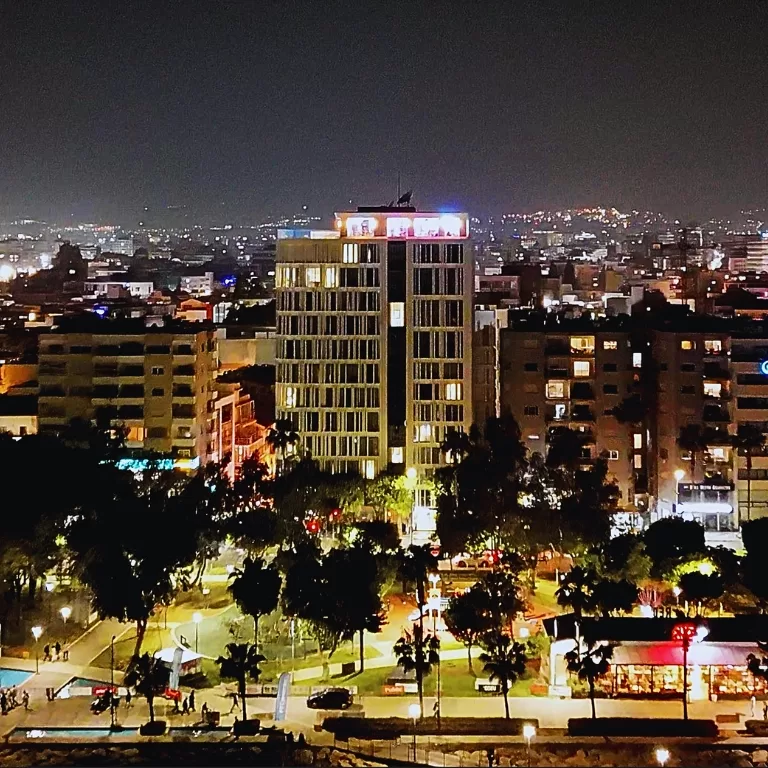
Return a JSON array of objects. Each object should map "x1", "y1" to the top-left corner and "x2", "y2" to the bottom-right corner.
[
  {"x1": 9, "y1": 688, "x2": 17, "y2": 709},
  {"x1": 1, "y1": 693, "x2": 8, "y2": 716},
  {"x1": 21, "y1": 691, "x2": 29, "y2": 711},
  {"x1": 751, "y1": 694, "x2": 757, "y2": 718},
  {"x1": 43, "y1": 645, "x2": 50, "y2": 662},
  {"x1": 188, "y1": 690, "x2": 195, "y2": 712},
  {"x1": 125, "y1": 689, "x2": 132, "y2": 709},
  {"x1": 182, "y1": 697, "x2": 189, "y2": 716},
  {"x1": 228, "y1": 692, "x2": 239, "y2": 714},
  {"x1": 54, "y1": 642, "x2": 61, "y2": 661}
]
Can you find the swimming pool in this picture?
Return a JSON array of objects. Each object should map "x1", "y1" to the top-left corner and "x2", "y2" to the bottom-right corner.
[{"x1": 0, "y1": 669, "x2": 33, "y2": 688}]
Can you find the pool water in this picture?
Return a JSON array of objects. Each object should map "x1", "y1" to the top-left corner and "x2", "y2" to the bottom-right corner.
[
  {"x1": 0, "y1": 669, "x2": 33, "y2": 688},
  {"x1": 14, "y1": 728, "x2": 126, "y2": 739}
]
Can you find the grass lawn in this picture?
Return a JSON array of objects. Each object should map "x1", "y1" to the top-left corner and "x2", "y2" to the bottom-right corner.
[
  {"x1": 528, "y1": 577, "x2": 559, "y2": 615},
  {"x1": 301, "y1": 659, "x2": 536, "y2": 697},
  {"x1": 90, "y1": 623, "x2": 175, "y2": 671}
]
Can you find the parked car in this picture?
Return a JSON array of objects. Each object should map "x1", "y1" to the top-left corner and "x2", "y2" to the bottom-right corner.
[{"x1": 306, "y1": 688, "x2": 353, "y2": 710}]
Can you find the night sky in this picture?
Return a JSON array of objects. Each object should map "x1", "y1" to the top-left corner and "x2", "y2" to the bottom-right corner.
[{"x1": 2, "y1": 0, "x2": 768, "y2": 223}]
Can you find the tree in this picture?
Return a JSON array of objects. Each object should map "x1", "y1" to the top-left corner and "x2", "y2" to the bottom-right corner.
[
  {"x1": 397, "y1": 545, "x2": 438, "y2": 636},
  {"x1": 592, "y1": 534, "x2": 652, "y2": 585},
  {"x1": 546, "y1": 427, "x2": 590, "y2": 477},
  {"x1": 124, "y1": 653, "x2": 170, "y2": 723},
  {"x1": 747, "y1": 643, "x2": 768, "y2": 694},
  {"x1": 677, "y1": 424, "x2": 709, "y2": 482},
  {"x1": 678, "y1": 571, "x2": 724, "y2": 616},
  {"x1": 215, "y1": 642, "x2": 266, "y2": 722},
  {"x1": 742, "y1": 519, "x2": 768, "y2": 607},
  {"x1": 593, "y1": 578, "x2": 638, "y2": 617},
  {"x1": 393, "y1": 625, "x2": 440, "y2": 717},
  {"x1": 444, "y1": 586, "x2": 493, "y2": 673},
  {"x1": 643, "y1": 518, "x2": 705, "y2": 578},
  {"x1": 267, "y1": 419, "x2": 299, "y2": 474},
  {"x1": 556, "y1": 566, "x2": 599, "y2": 619},
  {"x1": 478, "y1": 631, "x2": 527, "y2": 719},
  {"x1": 228, "y1": 557, "x2": 281, "y2": 653},
  {"x1": 477, "y1": 570, "x2": 526, "y2": 633},
  {"x1": 565, "y1": 640, "x2": 614, "y2": 719},
  {"x1": 734, "y1": 424, "x2": 766, "y2": 523}
]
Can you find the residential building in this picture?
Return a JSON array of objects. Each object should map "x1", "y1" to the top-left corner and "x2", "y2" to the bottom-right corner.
[
  {"x1": 37, "y1": 318, "x2": 217, "y2": 467},
  {"x1": 275, "y1": 208, "x2": 473, "y2": 512}
]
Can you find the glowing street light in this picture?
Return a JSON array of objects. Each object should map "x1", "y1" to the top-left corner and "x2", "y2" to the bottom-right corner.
[
  {"x1": 31, "y1": 626, "x2": 43, "y2": 674},
  {"x1": 672, "y1": 586, "x2": 681, "y2": 605},
  {"x1": 193, "y1": 612, "x2": 203, "y2": 653},
  {"x1": 523, "y1": 724, "x2": 536, "y2": 767},
  {"x1": 674, "y1": 469, "x2": 686, "y2": 483},
  {"x1": 60, "y1": 606, "x2": 72, "y2": 623},
  {"x1": 408, "y1": 703, "x2": 421, "y2": 759},
  {"x1": 406, "y1": 467, "x2": 417, "y2": 480},
  {"x1": 656, "y1": 747, "x2": 670, "y2": 767}
]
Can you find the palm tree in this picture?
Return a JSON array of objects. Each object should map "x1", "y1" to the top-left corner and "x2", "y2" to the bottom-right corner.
[
  {"x1": 266, "y1": 418, "x2": 299, "y2": 475},
  {"x1": 478, "y1": 631, "x2": 527, "y2": 719},
  {"x1": 677, "y1": 424, "x2": 708, "y2": 483},
  {"x1": 734, "y1": 424, "x2": 766, "y2": 522},
  {"x1": 393, "y1": 625, "x2": 440, "y2": 718},
  {"x1": 397, "y1": 545, "x2": 438, "y2": 636},
  {"x1": 228, "y1": 557, "x2": 282, "y2": 653},
  {"x1": 565, "y1": 640, "x2": 614, "y2": 719},
  {"x1": 123, "y1": 653, "x2": 169, "y2": 724},
  {"x1": 440, "y1": 428, "x2": 473, "y2": 465},
  {"x1": 215, "y1": 642, "x2": 266, "y2": 722},
  {"x1": 555, "y1": 566, "x2": 599, "y2": 619}
]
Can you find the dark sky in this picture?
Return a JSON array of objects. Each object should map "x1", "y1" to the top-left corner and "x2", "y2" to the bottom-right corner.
[{"x1": 2, "y1": 0, "x2": 768, "y2": 224}]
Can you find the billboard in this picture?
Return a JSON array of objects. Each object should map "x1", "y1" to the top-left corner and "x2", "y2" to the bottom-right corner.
[{"x1": 336, "y1": 212, "x2": 468, "y2": 239}]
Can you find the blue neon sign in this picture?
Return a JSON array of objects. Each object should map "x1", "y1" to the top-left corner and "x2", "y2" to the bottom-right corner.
[{"x1": 760, "y1": 360, "x2": 768, "y2": 376}]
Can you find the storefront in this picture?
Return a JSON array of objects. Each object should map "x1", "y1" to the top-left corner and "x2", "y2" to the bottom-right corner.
[{"x1": 544, "y1": 615, "x2": 768, "y2": 700}]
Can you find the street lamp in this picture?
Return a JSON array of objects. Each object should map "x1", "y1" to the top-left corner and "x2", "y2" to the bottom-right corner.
[
  {"x1": 523, "y1": 723, "x2": 536, "y2": 768},
  {"x1": 656, "y1": 747, "x2": 670, "y2": 767},
  {"x1": 672, "y1": 586, "x2": 681, "y2": 606},
  {"x1": 193, "y1": 612, "x2": 203, "y2": 653},
  {"x1": 408, "y1": 703, "x2": 421, "y2": 760},
  {"x1": 60, "y1": 606, "x2": 72, "y2": 623},
  {"x1": 110, "y1": 635, "x2": 116, "y2": 729},
  {"x1": 671, "y1": 623, "x2": 708, "y2": 720},
  {"x1": 31, "y1": 626, "x2": 43, "y2": 674}
]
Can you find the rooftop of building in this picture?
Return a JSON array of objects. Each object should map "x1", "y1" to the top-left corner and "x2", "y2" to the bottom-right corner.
[
  {"x1": 0, "y1": 394, "x2": 37, "y2": 417},
  {"x1": 41, "y1": 315, "x2": 214, "y2": 336}
]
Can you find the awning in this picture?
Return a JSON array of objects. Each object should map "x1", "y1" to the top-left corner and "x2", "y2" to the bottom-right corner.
[
  {"x1": 611, "y1": 642, "x2": 759, "y2": 667},
  {"x1": 154, "y1": 647, "x2": 203, "y2": 665}
]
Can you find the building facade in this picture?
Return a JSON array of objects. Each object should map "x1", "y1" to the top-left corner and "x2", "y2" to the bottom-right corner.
[
  {"x1": 275, "y1": 208, "x2": 473, "y2": 504},
  {"x1": 37, "y1": 320, "x2": 217, "y2": 467}
]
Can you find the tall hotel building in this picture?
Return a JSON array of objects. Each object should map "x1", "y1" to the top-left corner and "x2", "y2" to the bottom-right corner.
[{"x1": 275, "y1": 207, "x2": 472, "y2": 506}]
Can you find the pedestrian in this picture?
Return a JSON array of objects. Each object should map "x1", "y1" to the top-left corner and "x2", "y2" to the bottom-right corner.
[
  {"x1": 182, "y1": 697, "x2": 189, "y2": 716},
  {"x1": 201, "y1": 701, "x2": 208, "y2": 719},
  {"x1": 189, "y1": 690, "x2": 195, "y2": 712},
  {"x1": 228, "y1": 692, "x2": 239, "y2": 714},
  {"x1": 43, "y1": 645, "x2": 50, "y2": 662},
  {"x1": 751, "y1": 694, "x2": 757, "y2": 718},
  {"x1": 125, "y1": 689, "x2": 132, "y2": 708},
  {"x1": 232, "y1": 716, "x2": 240, "y2": 741},
  {"x1": 763, "y1": 701, "x2": 768, "y2": 721},
  {"x1": 54, "y1": 642, "x2": 61, "y2": 661},
  {"x1": 486, "y1": 747, "x2": 495, "y2": 768},
  {"x1": 1, "y1": 693, "x2": 8, "y2": 716},
  {"x1": 21, "y1": 691, "x2": 29, "y2": 711},
  {"x1": 9, "y1": 688, "x2": 17, "y2": 708},
  {"x1": 173, "y1": 696, "x2": 180, "y2": 714},
  {"x1": 297, "y1": 732, "x2": 306, "y2": 746}
]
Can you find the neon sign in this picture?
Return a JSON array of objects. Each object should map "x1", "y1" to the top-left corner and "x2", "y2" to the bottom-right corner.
[
  {"x1": 337, "y1": 212, "x2": 468, "y2": 239},
  {"x1": 760, "y1": 360, "x2": 768, "y2": 375}
]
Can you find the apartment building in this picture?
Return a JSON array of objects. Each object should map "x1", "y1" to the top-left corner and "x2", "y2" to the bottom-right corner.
[
  {"x1": 499, "y1": 317, "x2": 637, "y2": 508},
  {"x1": 37, "y1": 318, "x2": 217, "y2": 467},
  {"x1": 275, "y1": 208, "x2": 473, "y2": 503}
]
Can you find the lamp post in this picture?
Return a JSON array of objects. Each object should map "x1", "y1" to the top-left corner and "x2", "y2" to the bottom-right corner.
[
  {"x1": 656, "y1": 747, "x2": 670, "y2": 767},
  {"x1": 31, "y1": 626, "x2": 43, "y2": 674},
  {"x1": 193, "y1": 612, "x2": 203, "y2": 653},
  {"x1": 523, "y1": 724, "x2": 536, "y2": 768},
  {"x1": 60, "y1": 606, "x2": 72, "y2": 624},
  {"x1": 672, "y1": 622, "x2": 705, "y2": 720},
  {"x1": 110, "y1": 635, "x2": 116, "y2": 729},
  {"x1": 408, "y1": 703, "x2": 421, "y2": 761},
  {"x1": 672, "y1": 586, "x2": 681, "y2": 606}
]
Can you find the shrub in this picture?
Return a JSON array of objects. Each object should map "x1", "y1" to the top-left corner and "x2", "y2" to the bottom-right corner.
[
  {"x1": 568, "y1": 718, "x2": 718, "y2": 738},
  {"x1": 323, "y1": 717, "x2": 539, "y2": 738}
]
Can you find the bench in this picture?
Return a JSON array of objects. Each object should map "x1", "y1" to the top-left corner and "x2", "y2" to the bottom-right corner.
[{"x1": 716, "y1": 713, "x2": 741, "y2": 724}]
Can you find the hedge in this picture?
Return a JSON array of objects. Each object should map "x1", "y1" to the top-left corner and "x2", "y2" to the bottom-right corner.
[
  {"x1": 568, "y1": 718, "x2": 718, "y2": 738},
  {"x1": 323, "y1": 717, "x2": 539, "y2": 738}
]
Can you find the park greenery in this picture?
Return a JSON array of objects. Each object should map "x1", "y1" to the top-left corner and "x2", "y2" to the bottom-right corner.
[{"x1": 3, "y1": 413, "x2": 768, "y2": 717}]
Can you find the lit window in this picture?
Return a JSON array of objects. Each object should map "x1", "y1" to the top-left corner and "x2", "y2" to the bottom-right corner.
[
  {"x1": 680, "y1": 340, "x2": 695, "y2": 350},
  {"x1": 306, "y1": 266, "x2": 321, "y2": 287},
  {"x1": 546, "y1": 381, "x2": 566, "y2": 399},
  {"x1": 703, "y1": 381, "x2": 722, "y2": 398},
  {"x1": 390, "y1": 447, "x2": 404, "y2": 464},
  {"x1": 389, "y1": 302, "x2": 405, "y2": 327},
  {"x1": 324, "y1": 266, "x2": 339, "y2": 288},
  {"x1": 343, "y1": 243, "x2": 359, "y2": 263},
  {"x1": 416, "y1": 424, "x2": 432, "y2": 442},
  {"x1": 277, "y1": 266, "x2": 297, "y2": 288},
  {"x1": 445, "y1": 383, "x2": 462, "y2": 400},
  {"x1": 704, "y1": 339, "x2": 722, "y2": 353},
  {"x1": 363, "y1": 459, "x2": 375, "y2": 479},
  {"x1": 554, "y1": 403, "x2": 567, "y2": 419},
  {"x1": 633, "y1": 433, "x2": 642, "y2": 450},
  {"x1": 573, "y1": 361, "x2": 590, "y2": 378},
  {"x1": 711, "y1": 447, "x2": 727, "y2": 460},
  {"x1": 608, "y1": 450, "x2": 619, "y2": 460},
  {"x1": 570, "y1": 336, "x2": 595, "y2": 354},
  {"x1": 603, "y1": 340, "x2": 618, "y2": 350},
  {"x1": 633, "y1": 352, "x2": 642, "y2": 368},
  {"x1": 634, "y1": 454, "x2": 643, "y2": 469},
  {"x1": 126, "y1": 426, "x2": 145, "y2": 442},
  {"x1": 285, "y1": 386, "x2": 297, "y2": 408},
  {"x1": 528, "y1": 434, "x2": 540, "y2": 441}
]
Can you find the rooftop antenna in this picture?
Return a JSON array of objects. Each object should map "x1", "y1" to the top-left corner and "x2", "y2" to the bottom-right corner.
[{"x1": 397, "y1": 172, "x2": 401, "y2": 202}]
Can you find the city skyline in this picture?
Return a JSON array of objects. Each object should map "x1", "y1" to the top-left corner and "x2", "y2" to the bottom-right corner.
[{"x1": 3, "y1": 1, "x2": 768, "y2": 222}]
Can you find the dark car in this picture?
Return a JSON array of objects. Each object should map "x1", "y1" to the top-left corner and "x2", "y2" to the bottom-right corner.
[{"x1": 306, "y1": 688, "x2": 353, "y2": 710}]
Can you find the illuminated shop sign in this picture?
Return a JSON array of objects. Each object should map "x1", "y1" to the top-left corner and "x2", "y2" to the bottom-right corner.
[
  {"x1": 336, "y1": 212, "x2": 468, "y2": 239},
  {"x1": 760, "y1": 360, "x2": 768, "y2": 375}
]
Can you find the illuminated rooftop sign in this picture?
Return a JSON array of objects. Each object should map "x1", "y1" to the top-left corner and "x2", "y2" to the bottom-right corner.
[{"x1": 335, "y1": 212, "x2": 468, "y2": 239}]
